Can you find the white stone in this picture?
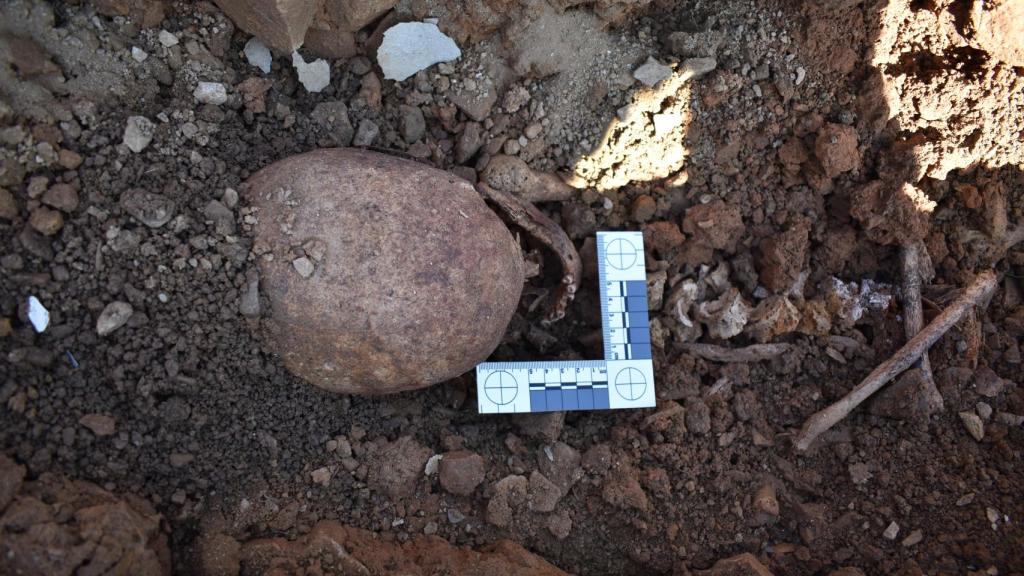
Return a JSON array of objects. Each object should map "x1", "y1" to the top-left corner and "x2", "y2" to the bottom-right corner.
[
  {"x1": 633, "y1": 56, "x2": 672, "y2": 87},
  {"x1": 123, "y1": 116, "x2": 155, "y2": 153},
  {"x1": 193, "y1": 82, "x2": 228, "y2": 105},
  {"x1": 27, "y1": 296, "x2": 49, "y2": 332},
  {"x1": 96, "y1": 301, "x2": 133, "y2": 336},
  {"x1": 883, "y1": 521, "x2": 899, "y2": 540},
  {"x1": 244, "y1": 37, "x2": 272, "y2": 74},
  {"x1": 158, "y1": 30, "x2": 179, "y2": 47},
  {"x1": 424, "y1": 454, "x2": 443, "y2": 476},
  {"x1": 292, "y1": 256, "x2": 314, "y2": 278},
  {"x1": 291, "y1": 52, "x2": 330, "y2": 93},
  {"x1": 377, "y1": 22, "x2": 461, "y2": 82},
  {"x1": 131, "y1": 47, "x2": 148, "y2": 62}
]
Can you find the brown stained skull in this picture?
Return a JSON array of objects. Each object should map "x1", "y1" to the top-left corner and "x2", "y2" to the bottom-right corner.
[{"x1": 245, "y1": 148, "x2": 580, "y2": 395}]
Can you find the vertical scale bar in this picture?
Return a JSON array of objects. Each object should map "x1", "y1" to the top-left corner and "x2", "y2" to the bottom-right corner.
[{"x1": 597, "y1": 236, "x2": 612, "y2": 360}]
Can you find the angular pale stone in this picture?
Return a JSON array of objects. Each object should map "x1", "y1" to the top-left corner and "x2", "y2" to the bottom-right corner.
[{"x1": 377, "y1": 22, "x2": 461, "y2": 82}]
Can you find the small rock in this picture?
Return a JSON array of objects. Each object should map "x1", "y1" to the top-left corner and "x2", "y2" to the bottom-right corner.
[
  {"x1": 455, "y1": 122, "x2": 483, "y2": 164},
  {"x1": 96, "y1": 301, "x2": 133, "y2": 336},
  {"x1": 222, "y1": 187, "x2": 239, "y2": 209},
  {"x1": 158, "y1": 30, "x2": 178, "y2": 47},
  {"x1": 959, "y1": 411, "x2": 984, "y2": 441},
  {"x1": 528, "y1": 471, "x2": 561, "y2": 512},
  {"x1": 973, "y1": 366, "x2": 1006, "y2": 398},
  {"x1": 814, "y1": 123, "x2": 860, "y2": 178},
  {"x1": 378, "y1": 22, "x2": 461, "y2": 81},
  {"x1": 685, "y1": 398, "x2": 711, "y2": 435},
  {"x1": 976, "y1": 401, "x2": 992, "y2": 421},
  {"x1": 311, "y1": 101, "x2": 354, "y2": 146},
  {"x1": 28, "y1": 207, "x2": 62, "y2": 236},
  {"x1": 123, "y1": 116, "x2": 155, "y2": 153},
  {"x1": 446, "y1": 508, "x2": 465, "y2": 524},
  {"x1": 423, "y1": 521, "x2": 438, "y2": 535},
  {"x1": 120, "y1": 189, "x2": 175, "y2": 228},
  {"x1": 883, "y1": 521, "x2": 900, "y2": 540},
  {"x1": 667, "y1": 30, "x2": 722, "y2": 58},
  {"x1": 633, "y1": 56, "x2": 672, "y2": 87},
  {"x1": 682, "y1": 57, "x2": 717, "y2": 78},
  {"x1": 744, "y1": 296, "x2": 801, "y2": 343},
  {"x1": 291, "y1": 51, "x2": 330, "y2": 92},
  {"x1": 901, "y1": 529, "x2": 923, "y2": 547},
  {"x1": 514, "y1": 411, "x2": 564, "y2": 443},
  {"x1": 486, "y1": 474, "x2": 527, "y2": 527},
  {"x1": 423, "y1": 454, "x2": 442, "y2": 476},
  {"x1": 244, "y1": 37, "x2": 272, "y2": 74},
  {"x1": 399, "y1": 105, "x2": 426, "y2": 143},
  {"x1": 311, "y1": 467, "x2": 332, "y2": 486},
  {"x1": 546, "y1": 511, "x2": 572, "y2": 540},
  {"x1": 601, "y1": 469, "x2": 649, "y2": 511},
  {"x1": 986, "y1": 507, "x2": 999, "y2": 524},
  {"x1": 848, "y1": 462, "x2": 872, "y2": 485},
  {"x1": 536, "y1": 442, "x2": 582, "y2": 495},
  {"x1": 438, "y1": 450, "x2": 485, "y2": 496},
  {"x1": 292, "y1": 257, "x2": 314, "y2": 278},
  {"x1": 0, "y1": 188, "x2": 17, "y2": 220},
  {"x1": 194, "y1": 82, "x2": 228, "y2": 105},
  {"x1": 42, "y1": 184, "x2": 78, "y2": 212},
  {"x1": 131, "y1": 47, "x2": 148, "y2": 62},
  {"x1": 631, "y1": 195, "x2": 656, "y2": 222},
  {"x1": 239, "y1": 273, "x2": 260, "y2": 317},
  {"x1": 79, "y1": 413, "x2": 116, "y2": 436},
  {"x1": 353, "y1": 119, "x2": 379, "y2": 147},
  {"x1": 995, "y1": 412, "x2": 1024, "y2": 427},
  {"x1": 58, "y1": 149, "x2": 82, "y2": 169}
]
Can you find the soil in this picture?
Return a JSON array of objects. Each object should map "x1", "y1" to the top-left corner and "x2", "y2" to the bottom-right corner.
[{"x1": 1, "y1": 0, "x2": 1023, "y2": 575}]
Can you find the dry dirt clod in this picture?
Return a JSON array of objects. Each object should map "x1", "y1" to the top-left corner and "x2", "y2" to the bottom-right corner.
[{"x1": 438, "y1": 450, "x2": 485, "y2": 496}]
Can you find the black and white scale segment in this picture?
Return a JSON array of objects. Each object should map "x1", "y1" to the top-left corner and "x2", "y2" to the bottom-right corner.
[{"x1": 476, "y1": 231, "x2": 656, "y2": 413}]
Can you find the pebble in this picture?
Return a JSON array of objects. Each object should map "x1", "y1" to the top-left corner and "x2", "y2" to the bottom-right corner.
[
  {"x1": 244, "y1": 37, "x2": 272, "y2": 74},
  {"x1": 292, "y1": 257, "x2": 314, "y2": 278},
  {"x1": 901, "y1": 529, "x2": 923, "y2": 547},
  {"x1": 42, "y1": 184, "x2": 79, "y2": 212},
  {"x1": 96, "y1": 301, "x2": 133, "y2": 336},
  {"x1": 27, "y1": 296, "x2": 49, "y2": 332},
  {"x1": 423, "y1": 521, "x2": 438, "y2": 535},
  {"x1": 158, "y1": 30, "x2": 178, "y2": 47},
  {"x1": 377, "y1": 22, "x2": 461, "y2": 81},
  {"x1": 795, "y1": 66, "x2": 806, "y2": 85},
  {"x1": 633, "y1": 56, "x2": 672, "y2": 87},
  {"x1": 0, "y1": 188, "x2": 17, "y2": 220},
  {"x1": 311, "y1": 467, "x2": 332, "y2": 486},
  {"x1": 438, "y1": 450, "x2": 485, "y2": 496},
  {"x1": 959, "y1": 411, "x2": 985, "y2": 441},
  {"x1": 682, "y1": 57, "x2": 717, "y2": 78},
  {"x1": 446, "y1": 508, "x2": 465, "y2": 524},
  {"x1": 29, "y1": 207, "x2": 63, "y2": 236},
  {"x1": 131, "y1": 47, "x2": 148, "y2": 62},
  {"x1": 120, "y1": 189, "x2": 175, "y2": 228},
  {"x1": 424, "y1": 454, "x2": 442, "y2": 476},
  {"x1": 194, "y1": 82, "x2": 228, "y2": 105},
  {"x1": 79, "y1": 413, "x2": 116, "y2": 436},
  {"x1": 222, "y1": 187, "x2": 239, "y2": 209},
  {"x1": 353, "y1": 119, "x2": 380, "y2": 147},
  {"x1": 291, "y1": 51, "x2": 330, "y2": 93},
  {"x1": 57, "y1": 149, "x2": 83, "y2": 169},
  {"x1": 883, "y1": 521, "x2": 899, "y2": 540},
  {"x1": 399, "y1": 105, "x2": 425, "y2": 143},
  {"x1": 123, "y1": 116, "x2": 155, "y2": 153},
  {"x1": 976, "y1": 401, "x2": 993, "y2": 421}
]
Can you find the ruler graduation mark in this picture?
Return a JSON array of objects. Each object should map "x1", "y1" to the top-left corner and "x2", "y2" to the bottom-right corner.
[{"x1": 477, "y1": 231, "x2": 656, "y2": 414}]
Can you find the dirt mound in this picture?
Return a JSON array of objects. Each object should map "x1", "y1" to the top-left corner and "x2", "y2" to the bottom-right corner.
[{"x1": 0, "y1": 454, "x2": 170, "y2": 575}]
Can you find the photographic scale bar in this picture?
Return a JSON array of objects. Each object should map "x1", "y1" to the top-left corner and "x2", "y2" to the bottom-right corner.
[{"x1": 476, "y1": 231, "x2": 655, "y2": 414}]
